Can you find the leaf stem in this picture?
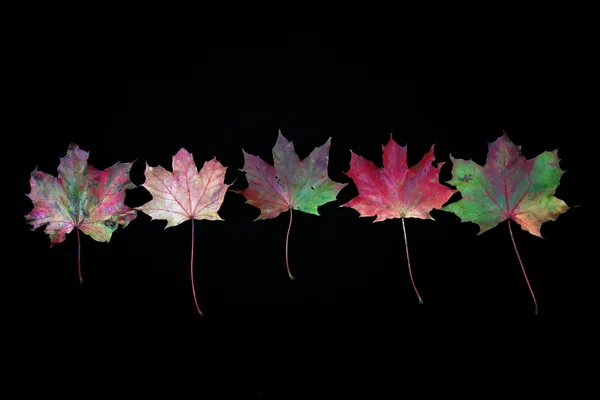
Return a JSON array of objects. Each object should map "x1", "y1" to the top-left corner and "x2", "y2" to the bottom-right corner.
[
  {"x1": 286, "y1": 208, "x2": 295, "y2": 280},
  {"x1": 507, "y1": 219, "x2": 538, "y2": 315},
  {"x1": 191, "y1": 219, "x2": 203, "y2": 316},
  {"x1": 402, "y1": 217, "x2": 423, "y2": 304},
  {"x1": 76, "y1": 227, "x2": 83, "y2": 284}
]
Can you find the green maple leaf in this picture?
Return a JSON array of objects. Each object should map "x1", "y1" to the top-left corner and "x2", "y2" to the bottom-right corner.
[{"x1": 443, "y1": 133, "x2": 572, "y2": 314}]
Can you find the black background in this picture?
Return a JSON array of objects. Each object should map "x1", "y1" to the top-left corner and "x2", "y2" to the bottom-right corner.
[{"x1": 10, "y1": 1, "x2": 583, "y2": 395}]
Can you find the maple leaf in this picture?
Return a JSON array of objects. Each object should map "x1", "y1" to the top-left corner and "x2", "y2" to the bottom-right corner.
[
  {"x1": 233, "y1": 130, "x2": 346, "y2": 280},
  {"x1": 25, "y1": 143, "x2": 137, "y2": 283},
  {"x1": 341, "y1": 134, "x2": 456, "y2": 304},
  {"x1": 442, "y1": 132, "x2": 571, "y2": 314},
  {"x1": 136, "y1": 148, "x2": 231, "y2": 315}
]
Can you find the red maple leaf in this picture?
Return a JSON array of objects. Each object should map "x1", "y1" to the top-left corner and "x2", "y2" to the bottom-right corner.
[{"x1": 341, "y1": 134, "x2": 456, "y2": 303}]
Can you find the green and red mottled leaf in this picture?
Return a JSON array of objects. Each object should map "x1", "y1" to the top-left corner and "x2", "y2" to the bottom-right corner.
[
  {"x1": 442, "y1": 133, "x2": 570, "y2": 237},
  {"x1": 136, "y1": 147, "x2": 231, "y2": 315},
  {"x1": 25, "y1": 143, "x2": 137, "y2": 282},
  {"x1": 26, "y1": 143, "x2": 137, "y2": 244},
  {"x1": 341, "y1": 134, "x2": 455, "y2": 303},
  {"x1": 234, "y1": 130, "x2": 346, "y2": 219},
  {"x1": 442, "y1": 133, "x2": 572, "y2": 314},
  {"x1": 233, "y1": 130, "x2": 346, "y2": 279}
]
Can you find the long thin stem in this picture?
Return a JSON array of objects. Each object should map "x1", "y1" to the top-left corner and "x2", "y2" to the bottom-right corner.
[
  {"x1": 507, "y1": 219, "x2": 538, "y2": 315},
  {"x1": 286, "y1": 208, "x2": 295, "y2": 280},
  {"x1": 401, "y1": 217, "x2": 423, "y2": 304},
  {"x1": 191, "y1": 219, "x2": 203, "y2": 316},
  {"x1": 76, "y1": 227, "x2": 83, "y2": 284}
]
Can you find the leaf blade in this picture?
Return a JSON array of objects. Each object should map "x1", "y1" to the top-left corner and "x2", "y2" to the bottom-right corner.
[
  {"x1": 25, "y1": 143, "x2": 137, "y2": 245},
  {"x1": 236, "y1": 131, "x2": 345, "y2": 218},
  {"x1": 342, "y1": 135, "x2": 456, "y2": 222},
  {"x1": 442, "y1": 133, "x2": 570, "y2": 237},
  {"x1": 136, "y1": 148, "x2": 230, "y2": 227}
]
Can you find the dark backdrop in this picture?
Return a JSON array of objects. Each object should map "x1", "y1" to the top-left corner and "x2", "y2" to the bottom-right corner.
[{"x1": 10, "y1": 2, "x2": 582, "y2": 395}]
